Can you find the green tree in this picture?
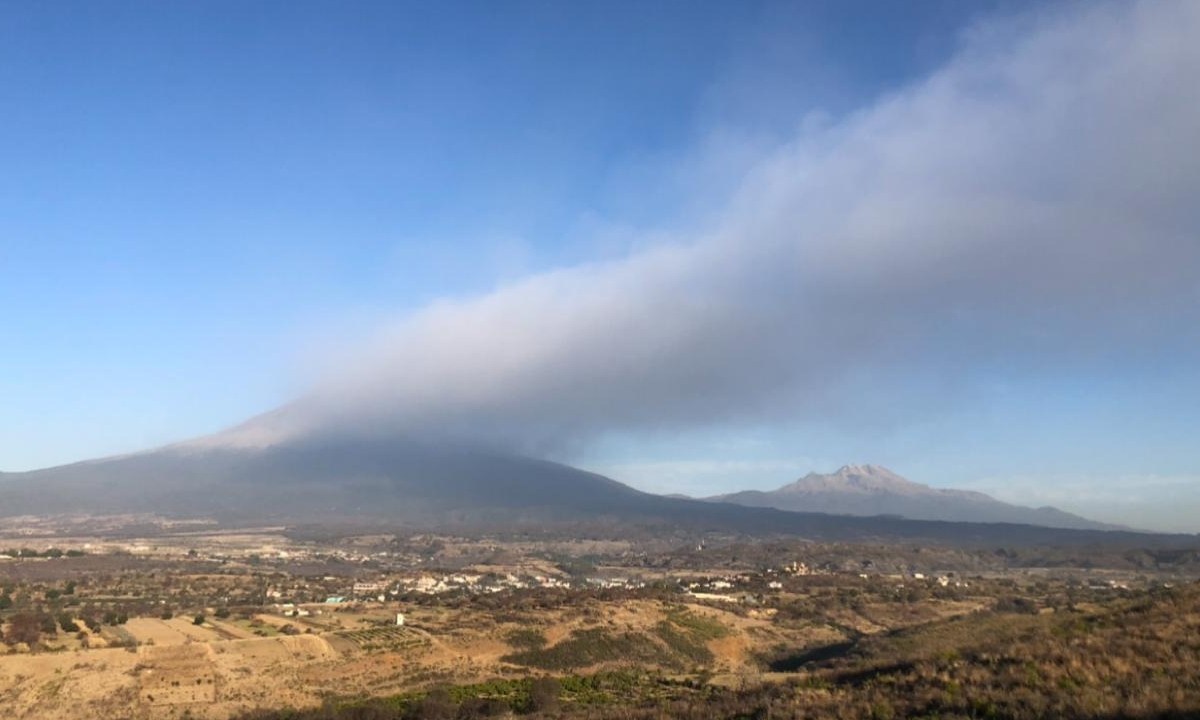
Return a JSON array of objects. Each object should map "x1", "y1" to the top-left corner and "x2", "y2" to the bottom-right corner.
[{"x1": 6, "y1": 613, "x2": 41, "y2": 646}]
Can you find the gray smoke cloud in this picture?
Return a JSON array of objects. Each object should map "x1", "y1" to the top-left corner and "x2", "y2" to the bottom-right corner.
[{"x1": 223, "y1": 1, "x2": 1200, "y2": 453}]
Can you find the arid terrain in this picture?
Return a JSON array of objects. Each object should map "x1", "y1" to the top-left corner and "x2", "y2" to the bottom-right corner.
[{"x1": 1, "y1": 518, "x2": 1198, "y2": 719}]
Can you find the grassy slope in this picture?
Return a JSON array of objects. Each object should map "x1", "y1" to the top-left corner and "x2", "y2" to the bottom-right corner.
[{"x1": 237, "y1": 583, "x2": 1200, "y2": 720}]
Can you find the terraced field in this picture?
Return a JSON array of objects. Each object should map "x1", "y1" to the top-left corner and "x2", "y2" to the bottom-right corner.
[{"x1": 331, "y1": 625, "x2": 430, "y2": 652}]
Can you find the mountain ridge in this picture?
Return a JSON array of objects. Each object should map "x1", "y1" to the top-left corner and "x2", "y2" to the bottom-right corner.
[
  {"x1": 705, "y1": 464, "x2": 1120, "y2": 531},
  {"x1": 0, "y1": 436, "x2": 1157, "y2": 544}
]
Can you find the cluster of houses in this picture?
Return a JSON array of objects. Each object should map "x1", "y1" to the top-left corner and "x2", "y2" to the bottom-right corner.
[
  {"x1": 260, "y1": 572, "x2": 647, "y2": 618},
  {"x1": 254, "y1": 556, "x2": 994, "y2": 617},
  {"x1": 262, "y1": 571, "x2": 658, "y2": 613},
  {"x1": 908, "y1": 572, "x2": 967, "y2": 588},
  {"x1": 396, "y1": 572, "x2": 575, "y2": 595}
]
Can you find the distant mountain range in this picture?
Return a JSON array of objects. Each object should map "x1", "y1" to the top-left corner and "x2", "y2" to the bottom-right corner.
[
  {"x1": 0, "y1": 425, "x2": 1171, "y2": 546},
  {"x1": 705, "y1": 464, "x2": 1119, "y2": 531}
]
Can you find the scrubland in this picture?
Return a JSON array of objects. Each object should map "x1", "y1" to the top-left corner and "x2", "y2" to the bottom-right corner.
[{"x1": 1, "y1": 529, "x2": 1197, "y2": 719}]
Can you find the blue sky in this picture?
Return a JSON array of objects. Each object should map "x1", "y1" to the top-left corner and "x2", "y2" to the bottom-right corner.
[{"x1": 2, "y1": 1, "x2": 1198, "y2": 531}]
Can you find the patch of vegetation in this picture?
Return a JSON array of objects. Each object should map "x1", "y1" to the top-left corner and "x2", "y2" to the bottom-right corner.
[
  {"x1": 760, "y1": 640, "x2": 857, "y2": 672},
  {"x1": 663, "y1": 608, "x2": 729, "y2": 641},
  {"x1": 235, "y1": 671, "x2": 667, "y2": 719},
  {"x1": 652, "y1": 621, "x2": 712, "y2": 664},
  {"x1": 651, "y1": 608, "x2": 731, "y2": 666},
  {"x1": 504, "y1": 627, "x2": 547, "y2": 651},
  {"x1": 502, "y1": 628, "x2": 670, "y2": 670},
  {"x1": 2, "y1": 548, "x2": 85, "y2": 559}
]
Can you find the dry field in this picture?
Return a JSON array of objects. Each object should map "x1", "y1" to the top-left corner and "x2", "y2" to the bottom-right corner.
[
  {"x1": 0, "y1": 632, "x2": 342, "y2": 719},
  {"x1": 0, "y1": 586, "x2": 1005, "y2": 720},
  {"x1": 0, "y1": 596, "x2": 857, "y2": 719},
  {"x1": 123, "y1": 618, "x2": 227, "y2": 646}
]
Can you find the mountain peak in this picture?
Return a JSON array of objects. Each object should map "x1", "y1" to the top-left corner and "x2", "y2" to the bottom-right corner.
[
  {"x1": 839, "y1": 463, "x2": 884, "y2": 474},
  {"x1": 786, "y1": 464, "x2": 927, "y2": 495},
  {"x1": 834, "y1": 463, "x2": 903, "y2": 479},
  {"x1": 707, "y1": 464, "x2": 1118, "y2": 530}
]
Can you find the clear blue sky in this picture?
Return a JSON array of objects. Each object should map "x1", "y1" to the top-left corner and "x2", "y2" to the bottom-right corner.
[{"x1": 2, "y1": 1, "x2": 1197, "y2": 531}]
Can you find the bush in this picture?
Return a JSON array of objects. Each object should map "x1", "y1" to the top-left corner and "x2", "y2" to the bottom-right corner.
[
  {"x1": 5, "y1": 613, "x2": 41, "y2": 646},
  {"x1": 505, "y1": 628, "x2": 547, "y2": 651},
  {"x1": 994, "y1": 596, "x2": 1039, "y2": 615}
]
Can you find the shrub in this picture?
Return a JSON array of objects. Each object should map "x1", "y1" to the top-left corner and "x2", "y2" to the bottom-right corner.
[{"x1": 505, "y1": 628, "x2": 547, "y2": 651}]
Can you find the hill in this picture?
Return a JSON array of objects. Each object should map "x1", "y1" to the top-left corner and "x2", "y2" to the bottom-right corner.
[{"x1": 233, "y1": 582, "x2": 1200, "y2": 720}]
